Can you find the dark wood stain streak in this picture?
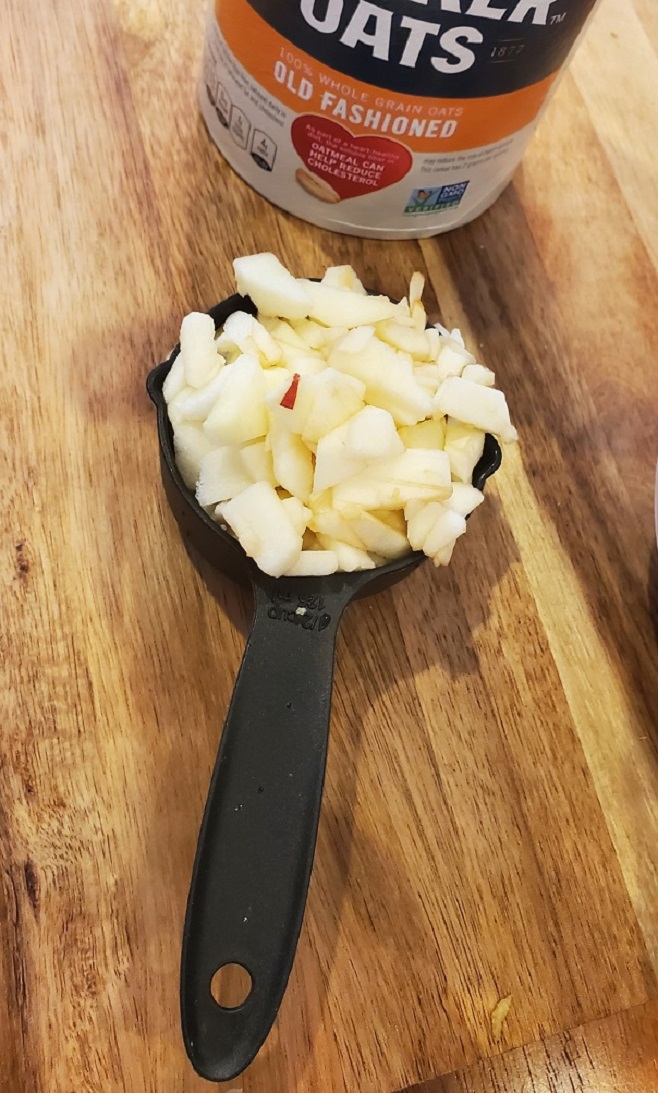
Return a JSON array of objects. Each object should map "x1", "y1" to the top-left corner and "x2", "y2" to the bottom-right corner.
[
  {"x1": 0, "y1": 819, "x2": 40, "y2": 1090},
  {"x1": 23, "y1": 859, "x2": 40, "y2": 917},
  {"x1": 15, "y1": 541, "x2": 30, "y2": 579}
]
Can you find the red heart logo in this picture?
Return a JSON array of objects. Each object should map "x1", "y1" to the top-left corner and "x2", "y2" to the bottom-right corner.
[{"x1": 291, "y1": 115, "x2": 412, "y2": 203}]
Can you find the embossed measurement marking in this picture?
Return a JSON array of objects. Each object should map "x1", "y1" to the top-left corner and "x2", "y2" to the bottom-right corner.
[{"x1": 268, "y1": 591, "x2": 332, "y2": 632}]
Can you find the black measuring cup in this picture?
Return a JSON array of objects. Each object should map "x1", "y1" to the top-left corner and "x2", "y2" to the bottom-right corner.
[{"x1": 147, "y1": 293, "x2": 502, "y2": 1083}]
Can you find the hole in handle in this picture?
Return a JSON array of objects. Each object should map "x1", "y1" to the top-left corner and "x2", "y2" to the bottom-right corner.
[{"x1": 210, "y1": 963, "x2": 253, "y2": 1009}]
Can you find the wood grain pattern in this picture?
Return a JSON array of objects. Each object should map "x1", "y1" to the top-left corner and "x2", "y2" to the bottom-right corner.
[
  {"x1": 406, "y1": 1001, "x2": 658, "y2": 1093},
  {"x1": 1, "y1": 1, "x2": 656, "y2": 1091}
]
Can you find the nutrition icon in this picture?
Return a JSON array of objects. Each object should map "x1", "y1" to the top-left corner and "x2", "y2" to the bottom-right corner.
[
  {"x1": 230, "y1": 106, "x2": 250, "y2": 150},
  {"x1": 214, "y1": 84, "x2": 232, "y2": 129},
  {"x1": 251, "y1": 130, "x2": 277, "y2": 172},
  {"x1": 206, "y1": 80, "x2": 231, "y2": 129}
]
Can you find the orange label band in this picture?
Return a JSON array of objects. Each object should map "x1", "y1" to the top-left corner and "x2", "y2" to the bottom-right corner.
[{"x1": 215, "y1": 0, "x2": 558, "y2": 153}]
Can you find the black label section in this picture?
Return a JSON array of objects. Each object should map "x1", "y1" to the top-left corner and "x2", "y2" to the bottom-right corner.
[{"x1": 244, "y1": 0, "x2": 598, "y2": 98}]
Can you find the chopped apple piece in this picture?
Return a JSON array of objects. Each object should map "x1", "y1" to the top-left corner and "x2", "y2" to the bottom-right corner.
[
  {"x1": 309, "y1": 507, "x2": 366, "y2": 550},
  {"x1": 402, "y1": 499, "x2": 424, "y2": 520},
  {"x1": 405, "y1": 500, "x2": 444, "y2": 551},
  {"x1": 301, "y1": 369, "x2": 366, "y2": 445},
  {"x1": 260, "y1": 317, "x2": 309, "y2": 351},
  {"x1": 267, "y1": 373, "x2": 316, "y2": 437},
  {"x1": 269, "y1": 418, "x2": 314, "y2": 502},
  {"x1": 240, "y1": 440, "x2": 277, "y2": 487},
  {"x1": 323, "y1": 326, "x2": 350, "y2": 345},
  {"x1": 436, "y1": 325, "x2": 467, "y2": 347},
  {"x1": 203, "y1": 355, "x2": 268, "y2": 445},
  {"x1": 436, "y1": 339, "x2": 475, "y2": 380},
  {"x1": 444, "y1": 418, "x2": 486, "y2": 484},
  {"x1": 426, "y1": 328, "x2": 440, "y2": 360},
  {"x1": 180, "y1": 312, "x2": 223, "y2": 389},
  {"x1": 424, "y1": 507, "x2": 467, "y2": 560},
  {"x1": 314, "y1": 421, "x2": 364, "y2": 493},
  {"x1": 281, "y1": 496, "x2": 312, "y2": 536},
  {"x1": 173, "y1": 423, "x2": 215, "y2": 490},
  {"x1": 344, "y1": 406, "x2": 404, "y2": 462},
  {"x1": 287, "y1": 551, "x2": 339, "y2": 577},
  {"x1": 263, "y1": 366, "x2": 293, "y2": 392},
  {"x1": 434, "y1": 541, "x2": 457, "y2": 567},
  {"x1": 316, "y1": 537, "x2": 377, "y2": 572},
  {"x1": 338, "y1": 324, "x2": 376, "y2": 354},
  {"x1": 349, "y1": 512, "x2": 409, "y2": 559},
  {"x1": 219, "y1": 482, "x2": 302, "y2": 577},
  {"x1": 300, "y1": 281, "x2": 398, "y2": 327},
  {"x1": 321, "y1": 265, "x2": 367, "y2": 294},
  {"x1": 376, "y1": 320, "x2": 432, "y2": 360},
  {"x1": 399, "y1": 419, "x2": 446, "y2": 450},
  {"x1": 234, "y1": 253, "x2": 312, "y2": 320},
  {"x1": 277, "y1": 344, "x2": 326, "y2": 374},
  {"x1": 413, "y1": 364, "x2": 441, "y2": 397},
  {"x1": 290, "y1": 318, "x2": 330, "y2": 350},
  {"x1": 462, "y1": 363, "x2": 496, "y2": 387},
  {"x1": 331, "y1": 478, "x2": 396, "y2": 514},
  {"x1": 436, "y1": 378, "x2": 517, "y2": 442},
  {"x1": 215, "y1": 311, "x2": 281, "y2": 366},
  {"x1": 447, "y1": 483, "x2": 485, "y2": 518},
  {"x1": 196, "y1": 447, "x2": 252, "y2": 507},
  {"x1": 334, "y1": 450, "x2": 451, "y2": 511},
  {"x1": 329, "y1": 332, "x2": 431, "y2": 426},
  {"x1": 167, "y1": 384, "x2": 196, "y2": 427},
  {"x1": 293, "y1": 321, "x2": 349, "y2": 349},
  {"x1": 410, "y1": 300, "x2": 427, "y2": 332},
  {"x1": 163, "y1": 352, "x2": 186, "y2": 403},
  {"x1": 177, "y1": 367, "x2": 228, "y2": 422},
  {"x1": 368, "y1": 449, "x2": 452, "y2": 490},
  {"x1": 409, "y1": 271, "x2": 425, "y2": 309}
]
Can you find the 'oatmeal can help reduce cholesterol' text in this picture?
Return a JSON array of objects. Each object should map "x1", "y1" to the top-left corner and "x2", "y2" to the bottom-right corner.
[{"x1": 200, "y1": 0, "x2": 601, "y2": 239}]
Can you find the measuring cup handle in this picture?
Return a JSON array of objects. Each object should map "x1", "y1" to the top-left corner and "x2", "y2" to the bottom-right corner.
[{"x1": 180, "y1": 577, "x2": 350, "y2": 1082}]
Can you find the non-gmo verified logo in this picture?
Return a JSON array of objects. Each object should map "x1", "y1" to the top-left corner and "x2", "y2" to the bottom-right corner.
[{"x1": 405, "y1": 182, "x2": 469, "y2": 215}]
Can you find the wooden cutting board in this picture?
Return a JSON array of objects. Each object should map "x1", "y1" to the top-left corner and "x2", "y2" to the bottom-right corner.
[{"x1": 1, "y1": 1, "x2": 657, "y2": 1091}]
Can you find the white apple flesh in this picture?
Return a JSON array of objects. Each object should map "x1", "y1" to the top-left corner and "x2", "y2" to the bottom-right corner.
[
  {"x1": 313, "y1": 421, "x2": 365, "y2": 493},
  {"x1": 435, "y1": 377, "x2": 518, "y2": 443},
  {"x1": 444, "y1": 418, "x2": 486, "y2": 484},
  {"x1": 287, "y1": 550, "x2": 339, "y2": 577},
  {"x1": 269, "y1": 417, "x2": 314, "y2": 502},
  {"x1": 203, "y1": 355, "x2": 268, "y2": 446},
  {"x1": 166, "y1": 256, "x2": 515, "y2": 575},
  {"x1": 233, "y1": 253, "x2": 312, "y2": 320},
  {"x1": 329, "y1": 331, "x2": 432, "y2": 426},
  {"x1": 173, "y1": 423, "x2": 215, "y2": 490},
  {"x1": 196, "y1": 447, "x2": 253, "y2": 507},
  {"x1": 301, "y1": 369, "x2": 365, "y2": 446},
  {"x1": 180, "y1": 312, "x2": 222, "y2": 389},
  {"x1": 300, "y1": 281, "x2": 398, "y2": 328},
  {"x1": 344, "y1": 406, "x2": 404, "y2": 461},
  {"x1": 219, "y1": 482, "x2": 302, "y2": 577}
]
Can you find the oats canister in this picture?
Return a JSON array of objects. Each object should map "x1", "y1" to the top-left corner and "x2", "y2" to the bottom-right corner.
[{"x1": 200, "y1": 0, "x2": 601, "y2": 239}]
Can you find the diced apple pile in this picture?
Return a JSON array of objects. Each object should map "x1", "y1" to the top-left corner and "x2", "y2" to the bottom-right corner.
[{"x1": 164, "y1": 254, "x2": 517, "y2": 578}]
